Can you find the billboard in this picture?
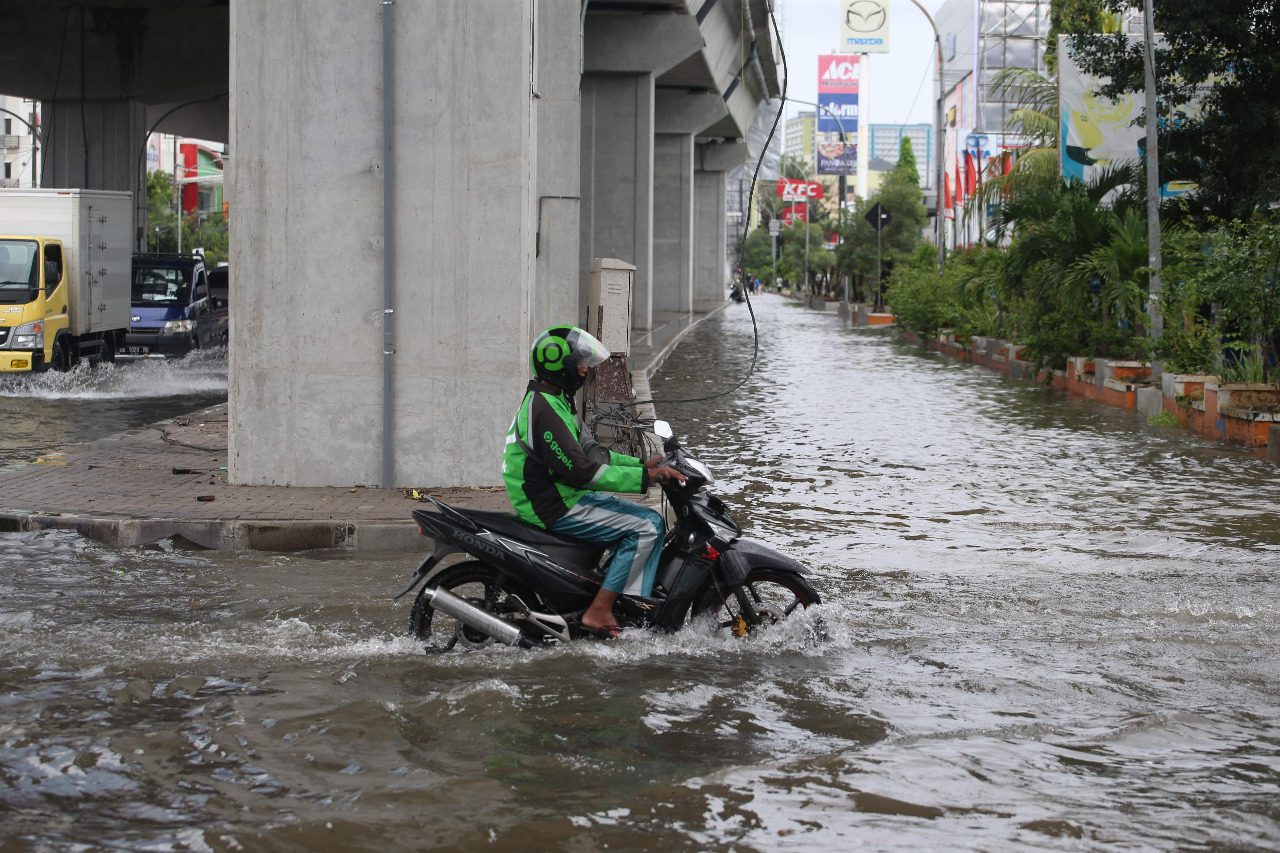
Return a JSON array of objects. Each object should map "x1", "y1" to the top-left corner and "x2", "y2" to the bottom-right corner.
[
  {"x1": 1058, "y1": 35, "x2": 1197, "y2": 196},
  {"x1": 817, "y1": 138, "x2": 857, "y2": 176},
  {"x1": 839, "y1": 0, "x2": 889, "y2": 54},
  {"x1": 817, "y1": 55, "x2": 860, "y2": 135}
]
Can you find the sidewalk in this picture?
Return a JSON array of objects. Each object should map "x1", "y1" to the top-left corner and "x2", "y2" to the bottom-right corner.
[{"x1": 0, "y1": 308, "x2": 721, "y2": 552}]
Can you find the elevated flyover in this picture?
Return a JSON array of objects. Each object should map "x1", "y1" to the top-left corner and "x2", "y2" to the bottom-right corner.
[{"x1": 0, "y1": 0, "x2": 780, "y2": 489}]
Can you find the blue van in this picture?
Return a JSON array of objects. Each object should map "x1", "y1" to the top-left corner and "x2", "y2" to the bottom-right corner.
[{"x1": 123, "y1": 253, "x2": 212, "y2": 358}]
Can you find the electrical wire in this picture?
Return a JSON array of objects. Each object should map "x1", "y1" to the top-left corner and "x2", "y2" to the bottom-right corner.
[{"x1": 632, "y1": 2, "x2": 787, "y2": 408}]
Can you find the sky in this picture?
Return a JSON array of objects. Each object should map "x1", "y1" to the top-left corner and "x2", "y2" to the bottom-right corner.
[{"x1": 775, "y1": 0, "x2": 947, "y2": 127}]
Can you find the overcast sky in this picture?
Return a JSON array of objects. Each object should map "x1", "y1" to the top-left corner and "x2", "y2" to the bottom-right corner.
[{"x1": 775, "y1": 0, "x2": 947, "y2": 127}]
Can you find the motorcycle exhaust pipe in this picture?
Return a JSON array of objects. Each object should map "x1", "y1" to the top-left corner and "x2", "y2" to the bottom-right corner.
[{"x1": 425, "y1": 586, "x2": 528, "y2": 648}]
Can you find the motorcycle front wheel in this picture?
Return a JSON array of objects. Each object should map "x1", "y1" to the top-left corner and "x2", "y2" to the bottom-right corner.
[
  {"x1": 693, "y1": 569, "x2": 821, "y2": 637},
  {"x1": 408, "y1": 560, "x2": 538, "y2": 652}
]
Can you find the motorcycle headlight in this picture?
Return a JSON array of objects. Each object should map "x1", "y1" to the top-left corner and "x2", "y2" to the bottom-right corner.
[
  {"x1": 163, "y1": 319, "x2": 194, "y2": 334},
  {"x1": 13, "y1": 320, "x2": 43, "y2": 350},
  {"x1": 683, "y1": 457, "x2": 714, "y2": 484}
]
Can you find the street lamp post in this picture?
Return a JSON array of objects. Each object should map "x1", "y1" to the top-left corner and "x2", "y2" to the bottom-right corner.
[
  {"x1": 903, "y1": 0, "x2": 946, "y2": 272},
  {"x1": 1142, "y1": 0, "x2": 1163, "y2": 340}
]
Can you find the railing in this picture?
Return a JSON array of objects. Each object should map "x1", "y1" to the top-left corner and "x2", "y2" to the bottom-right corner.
[
  {"x1": 1, "y1": 134, "x2": 20, "y2": 150},
  {"x1": 0, "y1": 178, "x2": 19, "y2": 188}
]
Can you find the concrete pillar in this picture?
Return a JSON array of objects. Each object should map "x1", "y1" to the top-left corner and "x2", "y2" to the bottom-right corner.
[
  {"x1": 533, "y1": 0, "x2": 583, "y2": 331},
  {"x1": 652, "y1": 133, "x2": 694, "y2": 315},
  {"x1": 694, "y1": 142, "x2": 744, "y2": 310},
  {"x1": 580, "y1": 73, "x2": 654, "y2": 332},
  {"x1": 693, "y1": 169, "x2": 727, "y2": 310},
  {"x1": 228, "y1": 0, "x2": 562, "y2": 488}
]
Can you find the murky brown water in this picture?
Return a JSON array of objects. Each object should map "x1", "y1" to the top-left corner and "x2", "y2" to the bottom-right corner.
[{"x1": 1, "y1": 298, "x2": 1277, "y2": 850}]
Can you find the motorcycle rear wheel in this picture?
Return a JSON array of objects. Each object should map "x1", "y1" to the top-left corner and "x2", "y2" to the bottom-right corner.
[
  {"x1": 694, "y1": 569, "x2": 821, "y2": 636},
  {"x1": 409, "y1": 560, "x2": 539, "y2": 652}
]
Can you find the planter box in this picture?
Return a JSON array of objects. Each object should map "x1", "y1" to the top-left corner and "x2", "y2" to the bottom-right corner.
[
  {"x1": 1101, "y1": 360, "x2": 1152, "y2": 383},
  {"x1": 1161, "y1": 373, "x2": 1216, "y2": 403},
  {"x1": 1217, "y1": 382, "x2": 1280, "y2": 415}
]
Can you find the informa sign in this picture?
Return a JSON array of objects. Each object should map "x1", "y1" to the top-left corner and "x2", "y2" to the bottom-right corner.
[
  {"x1": 816, "y1": 138, "x2": 857, "y2": 176},
  {"x1": 817, "y1": 54, "x2": 861, "y2": 135},
  {"x1": 839, "y1": 0, "x2": 889, "y2": 54}
]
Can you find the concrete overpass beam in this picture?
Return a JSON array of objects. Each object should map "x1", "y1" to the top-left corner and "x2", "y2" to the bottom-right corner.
[{"x1": 584, "y1": 14, "x2": 703, "y2": 77}]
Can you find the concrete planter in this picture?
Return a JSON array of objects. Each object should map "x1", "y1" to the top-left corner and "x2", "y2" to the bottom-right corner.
[
  {"x1": 1160, "y1": 373, "x2": 1216, "y2": 403},
  {"x1": 1217, "y1": 382, "x2": 1280, "y2": 414},
  {"x1": 1096, "y1": 361, "x2": 1152, "y2": 409}
]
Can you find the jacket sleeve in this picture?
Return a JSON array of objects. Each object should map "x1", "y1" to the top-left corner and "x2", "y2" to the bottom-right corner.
[{"x1": 529, "y1": 394, "x2": 647, "y2": 493}]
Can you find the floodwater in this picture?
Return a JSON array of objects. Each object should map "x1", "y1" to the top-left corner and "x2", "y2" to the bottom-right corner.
[
  {"x1": 1, "y1": 300, "x2": 1278, "y2": 850},
  {"x1": 0, "y1": 349, "x2": 228, "y2": 467}
]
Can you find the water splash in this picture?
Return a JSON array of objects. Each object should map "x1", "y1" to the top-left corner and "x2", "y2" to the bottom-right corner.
[{"x1": 0, "y1": 349, "x2": 226, "y2": 400}]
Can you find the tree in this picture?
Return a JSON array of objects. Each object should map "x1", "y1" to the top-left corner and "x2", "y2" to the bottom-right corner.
[
  {"x1": 1045, "y1": 0, "x2": 1115, "y2": 74},
  {"x1": 1070, "y1": 1, "x2": 1280, "y2": 220},
  {"x1": 145, "y1": 170, "x2": 178, "y2": 253}
]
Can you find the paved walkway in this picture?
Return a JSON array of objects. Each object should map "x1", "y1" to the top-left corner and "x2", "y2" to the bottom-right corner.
[{"x1": 0, "y1": 308, "x2": 721, "y2": 551}]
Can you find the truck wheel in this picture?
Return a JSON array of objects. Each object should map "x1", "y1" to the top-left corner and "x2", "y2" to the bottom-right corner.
[
  {"x1": 52, "y1": 338, "x2": 75, "y2": 372},
  {"x1": 98, "y1": 335, "x2": 116, "y2": 365}
]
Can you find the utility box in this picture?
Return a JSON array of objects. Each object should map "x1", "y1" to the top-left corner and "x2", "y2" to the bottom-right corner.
[
  {"x1": 587, "y1": 257, "x2": 634, "y2": 356},
  {"x1": 585, "y1": 258, "x2": 636, "y2": 446}
]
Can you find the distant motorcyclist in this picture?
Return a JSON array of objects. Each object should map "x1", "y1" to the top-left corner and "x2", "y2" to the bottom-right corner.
[{"x1": 501, "y1": 326, "x2": 685, "y2": 637}]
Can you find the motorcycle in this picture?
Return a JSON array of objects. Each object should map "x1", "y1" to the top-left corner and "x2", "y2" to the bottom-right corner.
[{"x1": 395, "y1": 421, "x2": 821, "y2": 650}]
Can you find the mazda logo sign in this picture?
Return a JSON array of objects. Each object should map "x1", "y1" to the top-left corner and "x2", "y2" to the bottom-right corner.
[{"x1": 845, "y1": 0, "x2": 887, "y2": 32}]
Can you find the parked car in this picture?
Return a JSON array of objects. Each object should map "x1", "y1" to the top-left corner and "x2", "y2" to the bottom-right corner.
[{"x1": 123, "y1": 253, "x2": 215, "y2": 358}]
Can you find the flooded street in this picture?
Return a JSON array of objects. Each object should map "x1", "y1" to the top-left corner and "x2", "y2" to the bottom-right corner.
[
  {"x1": 1, "y1": 300, "x2": 1278, "y2": 850},
  {"x1": 0, "y1": 350, "x2": 228, "y2": 468}
]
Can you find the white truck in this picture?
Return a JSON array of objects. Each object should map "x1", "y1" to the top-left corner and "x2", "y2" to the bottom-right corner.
[{"x1": 0, "y1": 188, "x2": 132, "y2": 372}]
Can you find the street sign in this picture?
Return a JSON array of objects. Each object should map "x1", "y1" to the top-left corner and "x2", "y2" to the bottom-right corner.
[
  {"x1": 768, "y1": 219, "x2": 782, "y2": 236},
  {"x1": 864, "y1": 202, "x2": 891, "y2": 230}
]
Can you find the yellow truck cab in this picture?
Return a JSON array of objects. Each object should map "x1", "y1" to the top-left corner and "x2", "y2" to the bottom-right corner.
[{"x1": 0, "y1": 189, "x2": 131, "y2": 372}]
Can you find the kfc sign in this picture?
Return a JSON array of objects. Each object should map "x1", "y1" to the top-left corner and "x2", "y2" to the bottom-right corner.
[
  {"x1": 781, "y1": 203, "x2": 808, "y2": 226},
  {"x1": 818, "y1": 55, "x2": 861, "y2": 94},
  {"x1": 776, "y1": 179, "x2": 824, "y2": 202}
]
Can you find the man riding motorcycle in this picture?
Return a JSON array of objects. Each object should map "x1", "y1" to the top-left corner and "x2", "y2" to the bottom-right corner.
[{"x1": 501, "y1": 326, "x2": 685, "y2": 638}]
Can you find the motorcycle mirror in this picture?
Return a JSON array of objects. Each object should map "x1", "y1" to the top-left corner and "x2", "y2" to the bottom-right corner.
[{"x1": 652, "y1": 420, "x2": 673, "y2": 440}]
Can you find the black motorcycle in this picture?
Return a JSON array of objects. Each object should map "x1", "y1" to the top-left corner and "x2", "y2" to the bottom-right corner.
[{"x1": 395, "y1": 422, "x2": 821, "y2": 650}]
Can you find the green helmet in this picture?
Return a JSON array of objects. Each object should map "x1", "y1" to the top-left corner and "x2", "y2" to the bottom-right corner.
[{"x1": 531, "y1": 326, "x2": 610, "y2": 393}]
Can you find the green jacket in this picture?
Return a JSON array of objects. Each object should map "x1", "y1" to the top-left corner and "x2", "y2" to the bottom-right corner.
[{"x1": 502, "y1": 380, "x2": 647, "y2": 527}]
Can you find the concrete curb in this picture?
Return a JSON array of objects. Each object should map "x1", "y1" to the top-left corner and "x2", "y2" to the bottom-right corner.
[{"x1": 0, "y1": 510, "x2": 424, "y2": 552}]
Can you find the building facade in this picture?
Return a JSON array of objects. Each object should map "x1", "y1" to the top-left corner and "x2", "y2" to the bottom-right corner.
[
  {"x1": 784, "y1": 111, "x2": 816, "y2": 172},
  {"x1": 936, "y1": 0, "x2": 1052, "y2": 247},
  {"x1": 868, "y1": 123, "x2": 933, "y2": 189},
  {"x1": 0, "y1": 95, "x2": 39, "y2": 188}
]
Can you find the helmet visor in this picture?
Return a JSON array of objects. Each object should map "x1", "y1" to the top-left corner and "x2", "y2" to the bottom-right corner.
[{"x1": 568, "y1": 328, "x2": 610, "y2": 369}]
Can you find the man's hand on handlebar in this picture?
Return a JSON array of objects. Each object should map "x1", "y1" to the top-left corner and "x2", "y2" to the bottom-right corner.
[{"x1": 644, "y1": 454, "x2": 687, "y2": 485}]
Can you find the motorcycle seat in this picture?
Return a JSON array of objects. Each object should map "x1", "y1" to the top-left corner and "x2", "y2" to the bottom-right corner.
[{"x1": 440, "y1": 507, "x2": 606, "y2": 572}]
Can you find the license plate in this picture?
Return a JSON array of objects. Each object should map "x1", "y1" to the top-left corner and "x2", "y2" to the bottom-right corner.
[{"x1": 122, "y1": 346, "x2": 150, "y2": 355}]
